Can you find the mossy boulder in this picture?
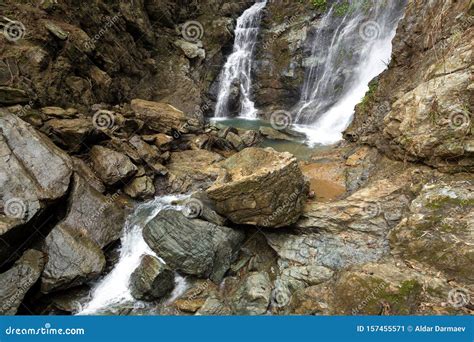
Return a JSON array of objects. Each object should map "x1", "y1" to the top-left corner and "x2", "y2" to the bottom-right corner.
[{"x1": 390, "y1": 181, "x2": 474, "y2": 284}]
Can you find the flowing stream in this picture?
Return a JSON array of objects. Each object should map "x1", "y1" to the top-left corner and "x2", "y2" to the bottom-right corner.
[
  {"x1": 294, "y1": 0, "x2": 406, "y2": 145},
  {"x1": 78, "y1": 196, "x2": 188, "y2": 315},
  {"x1": 214, "y1": 1, "x2": 267, "y2": 118}
]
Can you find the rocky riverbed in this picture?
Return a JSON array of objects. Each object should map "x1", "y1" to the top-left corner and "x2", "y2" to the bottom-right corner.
[{"x1": 0, "y1": 0, "x2": 473, "y2": 316}]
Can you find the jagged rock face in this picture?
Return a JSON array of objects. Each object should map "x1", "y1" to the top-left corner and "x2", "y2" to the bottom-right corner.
[
  {"x1": 206, "y1": 147, "x2": 308, "y2": 228},
  {"x1": 61, "y1": 173, "x2": 126, "y2": 248},
  {"x1": 0, "y1": 113, "x2": 72, "y2": 262},
  {"x1": 143, "y1": 209, "x2": 245, "y2": 282},
  {"x1": 266, "y1": 175, "x2": 412, "y2": 270},
  {"x1": 0, "y1": 249, "x2": 45, "y2": 315},
  {"x1": 0, "y1": 0, "x2": 250, "y2": 113},
  {"x1": 345, "y1": 0, "x2": 473, "y2": 173},
  {"x1": 41, "y1": 223, "x2": 105, "y2": 294},
  {"x1": 129, "y1": 255, "x2": 175, "y2": 301},
  {"x1": 390, "y1": 181, "x2": 474, "y2": 284},
  {"x1": 253, "y1": 1, "x2": 312, "y2": 114}
]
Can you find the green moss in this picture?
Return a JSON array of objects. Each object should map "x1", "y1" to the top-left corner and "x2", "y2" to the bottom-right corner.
[
  {"x1": 310, "y1": 0, "x2": 327, "y2": 12},
  {"x1": 358, "y1": 80, "x2": 378, "y2": 113},
  {"x1": 426, "y1": 196, "x2": 474, "y2": 210},
  {"x1": 334, "y1": 1, "x2": 351, "y2": 16},
  {"x1": 336, "y1": 276, "x2": 423, "y2": 315}
]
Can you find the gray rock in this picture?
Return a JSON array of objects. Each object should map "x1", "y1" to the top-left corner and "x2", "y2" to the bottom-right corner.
[
  {"x1": 0, "y1": 113, "x2": 72, "y2": 261},
  {"x1": 266, "y1": 178, "x2": 411, "y2": 269},
  {"x1": 230, "y1": 272, "x2": 272, "y2": 315},
  {"x1": 0, "y1": 249, "x2": 45, "y2": 315},
  {"x1": 390, "y1": 180, "x2": 474, "y2": 284},
  {"x1": 90, "y1": 145, "x2": 138, "y2": 185},
  {"x1": 143, "y1": 210, "x2": 244, "y2": 282},
  {"x1": 62, "y1": 173, "x2": 126, "y2": 248},
  {"x1": 174, "y1": 39, "x2": 206, "y2": 60},
  {"x1": 280, "y1": 265, "x2": 334, "y2": 292},
  {"x1": 129, "y1": 255, "x2": 175, "y2": 301},
  {"x1": 41, "y1": 223, "x2": 106, "y2": 294}
]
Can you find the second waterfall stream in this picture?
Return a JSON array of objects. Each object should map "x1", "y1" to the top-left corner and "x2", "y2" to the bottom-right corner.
[{"x1": 214, "y1": 1, "x2": 267, "y2": 119}]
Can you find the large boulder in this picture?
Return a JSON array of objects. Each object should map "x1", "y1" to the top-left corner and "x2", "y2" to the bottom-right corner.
[
  {"x1": 206, "y1": 147, "x2": 308, "y2": 228},
  {"x1": 0, "y1": 249, "x2": 46, "y2": 315},
  {"x1": 61, "y1": 173, "x2": 126, "y2": 248},
  {"x1": 143, "y1": 210, "x2": 244, "y2": 282},
  {"x1": 390, "y1": 180, "x2": 474, "y2": 284},
  {"x1": 129, "y1": 255, "x2": 175, "y2": 301},
  {"x1": 41, "y1": 223, "x2": 106, "y2": 294},
  {"x1": 130, "y1": 99, "x2": 187, "y2": 134},
  {"x1": 90, "y1": 145, "x2": 138, "y2": 185},
  {"x1": 0, "y1": 113, "x2": 72, "y2": 261}
]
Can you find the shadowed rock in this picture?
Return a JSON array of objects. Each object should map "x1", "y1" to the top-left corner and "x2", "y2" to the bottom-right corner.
[
  {"x1": 129, "y1": 255, "x2": 175, "y2": 301},
  {"x1": 0, "y1": 249, "x2": 46, "y2": 315}
]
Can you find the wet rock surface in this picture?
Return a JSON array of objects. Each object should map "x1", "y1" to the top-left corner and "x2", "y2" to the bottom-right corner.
[
  {"x1": 129, "y1": 255, "x2": 175, "y2": 301},
  {"x1": 143, "y1": 210, "x2": 244, "y2": 282}
]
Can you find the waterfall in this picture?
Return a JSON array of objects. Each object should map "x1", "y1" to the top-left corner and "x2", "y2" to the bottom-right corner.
[
  {"x1": 295, "y1": 0, "x2": 406, "y2": 145},
  {"x1": 78, "y1": 195, "x2": 188, "y2": 315},
  {"x1": 214, "y1": 1, "x2": 267, "y2": 119}
]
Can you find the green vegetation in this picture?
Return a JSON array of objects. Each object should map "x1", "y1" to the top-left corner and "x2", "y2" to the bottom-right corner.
[
  {"x1": 358, "y1": 80, "x2": 378, "y2": 112},
  {"x1": 310, "y1": 0, "x2": 327, "y2": 12},
  {"x1": 334, "y1": 1, "x2": 351, "y2": 17}
]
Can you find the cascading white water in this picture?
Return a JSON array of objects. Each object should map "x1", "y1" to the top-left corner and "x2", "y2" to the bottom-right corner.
[
  {"x1": 214, "y1": 1, "x2": 267, "y2": 119},
  {"x1": 294, "y1": 0, "x2": 406, "y2": 145},
  {"x1": 78, "y1": 195, "x2": 188, "y2": 315}
]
